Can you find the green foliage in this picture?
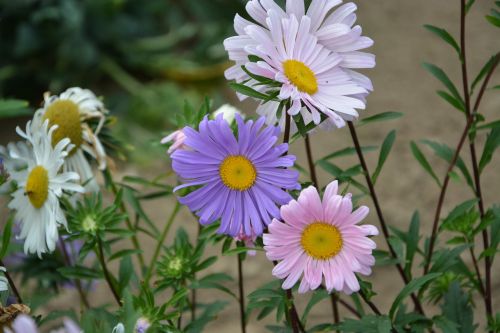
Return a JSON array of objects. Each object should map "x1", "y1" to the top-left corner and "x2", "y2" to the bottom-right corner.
[
  {"x1": 424, "y1": 25, "x2": 460, "y2": 58},
  {"x1": 440, "y1": 282, "x2": 476, "y2": 333},
  {"x1": 372, "y1": 130, "x2": 396, "y2": 184}
]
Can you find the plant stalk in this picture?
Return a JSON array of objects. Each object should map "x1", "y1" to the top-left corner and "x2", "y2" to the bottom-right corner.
[
  {"x1": 96, "y1": 237, "x2": 121, "y2": 306},
  {"x1": 237, "y1": 253, "x2": 247, "y2": 333},
  {"x1": 58, "y1": 237, "x2": 90, "y2": 308},
  {"x1": 0, "y1": 259, "x2": 22, "y2": 304},
  {"x1": 347, "y1": 122, "x2": 425, "y2": 314}
]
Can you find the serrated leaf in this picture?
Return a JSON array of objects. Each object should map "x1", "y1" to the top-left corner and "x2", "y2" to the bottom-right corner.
[
  {"x1": 410, "y1": 141, "x2": 441, "y2": 186},
  {"x1": 424, "y1": 25, "x2": 460, "y2": 57},
  {"x1": 390, "y1": 273, "x2": 441, "y2": 319},
  {"x1": 372, "y1": 130, "x2": 396, "y2": 184},
  {"x1": 357, "y1": 111, "x2": 403, "y2": 126},
  {"x1": 441, "y1": 282, "x2": 476, "y2": 333},
  {"x1": 423, "y1": 63, "x2": 464, "y2": 105}
]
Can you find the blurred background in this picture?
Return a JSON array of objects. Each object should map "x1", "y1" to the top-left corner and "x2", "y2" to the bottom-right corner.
[{"x1": 0, "y1": 0, "x2": 499, "y2": 332}]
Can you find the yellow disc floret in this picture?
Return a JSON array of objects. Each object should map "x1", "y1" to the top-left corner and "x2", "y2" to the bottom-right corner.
[
  {"x1": 301, "y1": 222, "x2": 343, "y2": 260},
  {"x1": 25, "y1": 166, "x2": 49, "y2": 209},
  {"x1": 219, "y1": 155, "x2": 257, "y2": 191},
  {"x1": 283, "y1": 60, "x2": 318, "y2": 95},
  {"x1": 43, "y1": 99, "x2": 83, "y2": 155}
]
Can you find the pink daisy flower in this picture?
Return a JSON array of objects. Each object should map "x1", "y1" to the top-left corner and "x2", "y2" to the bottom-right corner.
[
  {"x1": 263, "y1": 180, "x2": 378, "y2": 294},
  {"x1": 161, "y1": 129, "x2": 188, "y2": 155}
]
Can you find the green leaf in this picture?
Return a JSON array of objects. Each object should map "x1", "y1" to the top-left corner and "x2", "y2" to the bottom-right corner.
[
  {"x1": 433, "y1": 315, "x2": 460, "y2": 333},
  {"x1": 410, "y1": 141, "x2": 441, "y2": 187},
  {"x1": 301, "y1": 289, "x2": 330, "y2": 323},
  {"x1": 421, "y1": 139, "x2": 473, "y2": 188},
  {"x1": 123, "y1": 187, "x2": 159, "y2": 235},
  {"x1": 0, "y1": 99, "x2": 32, "y2": 118},
  {"x1": 389, "y1": 273, "x2": 441, "y2": 319},
  {"x1": 479, "y1": 128, "x2": 500, "y2": 173},
  {"x1": 108, "y1": 249, "x2": 143, "y2": 262},
  {"x1": 471, "y1": 55, "x2": 498, "y2": 94},
  {"x1": 441, "y1": 282, "x2": 476, "y2": 333},
  {"x1": 229, "y1": 82, "x2": 275, "y2": 101},
  {"x1": 318, "y1": 146, "x2": 377, "y2": 162},
  {"x1": 486, "y1": 14, "x2": 500, "y2": 27},
  {"x1": 476, "y1": 119, "x2": 500, "y2": 131},
  {"x1": 58, "y1": 266, "x2": 103, "y2": 280},
  {"x1": 404, "y1": 212, "x2": 421, "y2": 279},
  {"x1": 372, "y1": 130, "x2": 396, "y2": 184},
  {"x1": 422, "y1": 63, "x2": 463, "y2": 105},
  {"x1": 465, "y1": 0, "x2": 476, "y2": 13},
  {"x1": 0, "y1": 215, "x2": 13, "y2": 259},
  {"x1": 424, "y1": 25, "x2": 460, "y2": 57},
  {"x1": 436, "y1": 90, "x2": 465, "y2": 112},
  {"x1": 357, "y1": 111, "x2": 403, "y2": 126},
  {"x1": 338, "y1": 315, "x2": 392, "y2": 333}
]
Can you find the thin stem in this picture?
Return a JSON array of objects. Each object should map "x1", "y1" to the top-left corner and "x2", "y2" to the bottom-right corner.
[
  {"x1": 191, "y1": 224, "x2": 201, "y2": 321},
  {"x1": 459, "y1": 2, "x2": 498, "y2": 326},
  {"x1": 58, "y1": 237, "x2": 90, "y2": 308},
  {"x1": 237, "y1": 254, "x2": 247, "y2": 333},
  {"x1": 96, "y1": 237, "x2": 121, "y2": 306},
  {"x1": 0, "y1": 259, "x2": 22, "y2": 304},
  {"x1": 104, "y1": 169, "x2": 146, "y2": 270},
  {"x1": 424, "y1": 114, "x2": 473, "y2": 274},
  {"x1": 286, "y1": 289, "x2": 300, "y2": 333},
  {"x1": 338, "y1": 297, "x2": 361, "y2": 318},
  {"x1": 359, "y1": 290, "x2": 381, "y2": 316},
  {"x1": 469, "y1": 247, "x2": 485, "y2": 296},
  {"x1": 283, "y1": 112, "x2": 291, "y2": 144},
  {"x1": 347, "y1": 122, "x2": 425, "y2": 314},
  {"x1": 144, "y1": 202, "x2": 181, "y2": 286},
  {"x1": 305, "y1": 134, "x2": 319, "y2": 187},
  {"x1": 330, "y1": 294, "x2": 340, "y2": 332}
]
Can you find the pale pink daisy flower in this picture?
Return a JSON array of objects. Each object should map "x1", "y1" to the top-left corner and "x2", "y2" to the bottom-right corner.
[
  {"x1": 245, "y1": 14, "x2": 367, "y2": 128},
  {"x1": 224, "y1": 0, "x2": 374, "y2": 130},
  {"x1": 161, "y1": 129, "x2": 188, "y2": 155},
  {"x1": 263, "y1": 180, "x2": 378, "y2": 294},
  {"x1": 234, "y1": 227, "x2": 258, "y2": 256}
]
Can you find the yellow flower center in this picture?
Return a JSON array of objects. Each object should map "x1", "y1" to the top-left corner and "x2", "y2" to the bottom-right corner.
[
  {"x1": 301, "y1": 222, "x2": 343, "y2": 260},
  {"x1": 219, "y1": 155, "x2": 257, "y2": 191},
  {"x1": 25, "y1": 166, "x2": 49, "y2": 209},
  {"x1": 43, "y1": 99, "x2": 83, "y2": 155},
  {"x1": 283, "y1": 60, "x2": 318, "y2": 95}
]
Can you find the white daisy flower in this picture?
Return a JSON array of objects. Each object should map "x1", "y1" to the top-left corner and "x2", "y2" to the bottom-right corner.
[
  {"x1": 6, "y1": 120, "x2": 84, "y2": 257},
  {"x1": 241, "y1": 14, "x2": 367, "y2": 128},
  {"x1": 0, "y1": 267, "x2": 9, "y2": 292},
  {"x1": 0, "y1": 141, "x2": 32, "y2": 194},
  {"x1": 224, "y1": 0, "x2": 374, "y2": 130},
  {"x1": 32, "y1": 87, "x2": 108, "y2": 192}
]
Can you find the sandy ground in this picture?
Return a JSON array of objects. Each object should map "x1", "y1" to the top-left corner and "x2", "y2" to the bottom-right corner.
[{"x1": 1, "y1": 0, "x2": 499, "y2": 332}]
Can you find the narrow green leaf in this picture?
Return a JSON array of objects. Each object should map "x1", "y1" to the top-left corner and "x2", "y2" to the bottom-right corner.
[
  {"x1": 0, "y1": 216, "x2": 13, "y2": 259},
  {"x1": 471, "y1": 55, "x2": 498, "y2": 94},
  {"x1": 317, "y1": 146, "x2": 377, "y2": 162},
  {"x1": 441, "y1": 282, "x2": 475, "y2": 333},
  {"x1": 357, "y1": 111, "x2": 403, "y2": 126},
  {"x1": 301, "y1": 289, "x2": 330, "y2": 323},
  {"x1": 58, "y1": 266, "x2": 103, "y2": 280},
  {"x1": 422, "y1": 63, "x2": 464, "y2": 104},
  {"x1": 436, "y1": 90, "x2": 465, "y2": 112},
  {"x1": 229, "y1": 82, "x2": 275, "y2": 101},
  {"x1": 486, "y1": 14, "x2": 500, "y2": 27},
  {"x1": 424, "y1": 25, "x2": 460, "y2": 57},
  {"x1": 389, "y1": 273, "x2": 441, "y2": 319},
  {"x1": 465, "y1": 0, "x2": 476, "y2": 13},
  {"x1": 0, "y1": 99, "x2": 32, "y2": 118},
  {"x1": 476, "y1": 119, "x2": 500, "y2": 130},
  {"x1": 479, "y1": 128, "x2": 500, "y2": 172},
  {"x1": 404, "y1": 212, "x2": 420, "y2": 279},
  {"x1": 410, "y1": 141, "x2": 441, "y2": 187},
  {"x1": 108, "y1": 249, "x2": 143, "y2": 262},
  {"x1": 372, "y1": 130, "x2": 396, "y2": 184},
  {"x1": 421, "y1": 139, "x2": 474, "y2": 188}
]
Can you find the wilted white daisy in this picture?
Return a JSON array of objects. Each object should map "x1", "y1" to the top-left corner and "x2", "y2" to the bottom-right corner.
[
  {"x1": 32, "y1": 87, "x2": 108, "y2": 191},
  {"x1": 224, "y1": 0, "x2": 374, "y2": 130},
  {"x1": 243, "y1": 14, "x2": 367, "y2": 128},
  {"x1": 6, "y1": 121, "x2": 84, "y2": 257}
]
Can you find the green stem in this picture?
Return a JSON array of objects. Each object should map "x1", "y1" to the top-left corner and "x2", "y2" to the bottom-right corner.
[
  {"x1": 144, "y1": 201, "x2": 181, "y2": 286},
  {"x1": 103, "y1": 168, "x2": 146, "y2": 271},
  {"x1": 96, "y1": 237, "x2": 121, "y2": 306}
]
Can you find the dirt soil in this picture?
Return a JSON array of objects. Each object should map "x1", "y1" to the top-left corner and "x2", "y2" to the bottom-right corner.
[{"x1": 1, "y1": 1, "x2": 499, "y2": 332}]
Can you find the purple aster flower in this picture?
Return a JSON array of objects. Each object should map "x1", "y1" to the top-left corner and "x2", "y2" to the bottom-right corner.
[{"x1": 172, "y1": 115, "x2": 300, "y2": 236}]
